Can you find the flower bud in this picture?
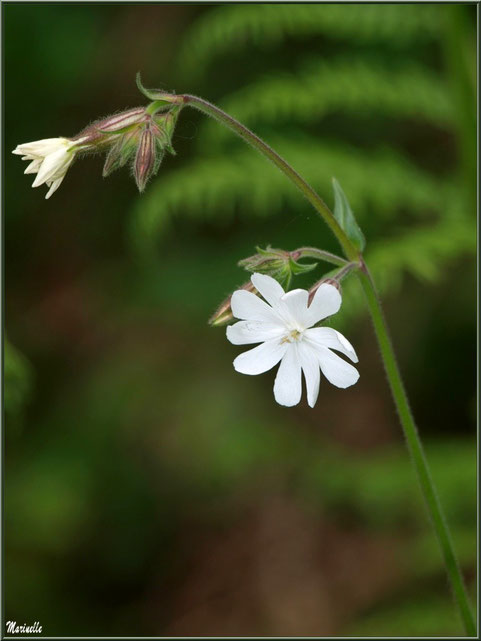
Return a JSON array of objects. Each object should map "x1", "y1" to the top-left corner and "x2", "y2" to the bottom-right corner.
[
  {"x1": 209, "y1": 281, "x2": 257, "y2": 326},
  {"x1": 70, "y1": 107, "x2": 147, "y2": 152},
  {"x1": 94, "y1": 107, "x2": 147, "y2": 134},
  {"x1": 239, "y1": 246, "x2": 289, "y2": 273},
  {"x1": 154, "y1": 108, "x2": 180, "y2": 155},
  {"x1": 102, "y1": 127, "x2": 141, "y2": 177},
  {"x1": 239, "y1": 246, "x2": 317, "y2": 289},
  {"x1": 134, "y1": 125, "x2": 157, "y2": 192},
  {"x1": 308, "y1": 278, "x2": 341, "y2": 305}
]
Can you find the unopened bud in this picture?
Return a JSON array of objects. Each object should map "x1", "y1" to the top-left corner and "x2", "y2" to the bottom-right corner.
[
  {"x1": 153, "y1": 107, "x2": 180, "y2": 155},
  {"x1": 102, "y1": 127, "x2": 141, "y2": 177},
  {"x1": 134, "y1": 125, "x2": 157, "y2": 192},
  {"x1": 308, "y1": 278, "x2": 340, "y2": 305},
  {"x1": 72, "y1": 107, "x2": 147, "y2": 151},
  {"x1": 209, "y1": 281, "x2": 256, "y2": 327},
  {"x1": 94, "y1": 108, "x2": 147, "y2": 133},
  {"x1": 239, "y1": 246, "x2": 289, "y2": 273},
  {"x1": 239, "y1": 245, "x2": 317, "y2": 289}
]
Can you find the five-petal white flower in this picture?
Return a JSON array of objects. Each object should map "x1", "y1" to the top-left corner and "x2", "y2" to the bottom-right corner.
[
  {"x1": 12, "y1": 137, "x2": 85, "y2": 199},
  {"x1": 227, "y1": 273, "x2": 359, "y2": 407}
]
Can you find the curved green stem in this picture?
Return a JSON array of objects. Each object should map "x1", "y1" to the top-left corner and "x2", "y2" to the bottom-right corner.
[
  {"x1": 167, "y1": 91, "x2": 475, "y2": 635},
  {"x1": 357, "y1": 264, "x2": 475, "y2": 636},
  {"x1": 295, "y1": 247, "x2": 348, "y2": 267}
]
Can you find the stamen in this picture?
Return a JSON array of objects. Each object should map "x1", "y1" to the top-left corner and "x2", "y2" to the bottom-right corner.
[{"x1": 280, "y1": 329, "x2": 302, "y2": 344}]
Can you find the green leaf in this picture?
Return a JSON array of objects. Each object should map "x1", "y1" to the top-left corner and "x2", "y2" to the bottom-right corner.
[{"x1": 332, "y1": 177, "x2": 366, "y2": 252}]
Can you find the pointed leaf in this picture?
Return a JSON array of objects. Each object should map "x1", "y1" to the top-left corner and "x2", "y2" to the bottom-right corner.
[{"x1": 332, "y1": 177, "x2": 366, "y2": 252}]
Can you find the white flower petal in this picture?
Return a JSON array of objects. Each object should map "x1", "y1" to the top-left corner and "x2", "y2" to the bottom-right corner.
[
  {"x1": 304, "y1": 327, "x2": 358, "y2": 363},
  {"x1": 316, "y1": 346, "x2": 359, "y2": 388},
  {"x1": 227, "y1": 320, "x2": 284, "y2": 345},
  {"x1": 279, "y1": 288, "x2": 310, "y2": 327},
  {"x1": 45, "y1": 177, "x2": 64, "y2": 199},
  {"x1": 230, "y1": 289, "x2": 283, "y2": 324},
  {"x1": 305, "y1": 283, "x2": 342, "y2": 326},
  {"x1": 34, "y1": 148, "x2": 74, "y2": 187},
  {"x1": 233, "y1": 338, "x2": 287, "y2": 375},
  {"x1": 250, "y1": 272, "x2": 285, "y2": 307},
  {"x1": 298, "y1": 341, "x2": 321, "y2": 408},
  {"x1": 13, "y1": 138, "x2": 69, "y2": 156},
  {"x1": 274, "y1": 344, "x2": 302, "y2": 406},
  {"x1": 24, "y1": 159, "x2": 42, "y2": 175}
]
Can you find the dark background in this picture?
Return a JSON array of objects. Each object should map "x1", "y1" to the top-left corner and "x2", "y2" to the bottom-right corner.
[{"x1": 4, "y1": 3, "x2": 477, "y2": 637}]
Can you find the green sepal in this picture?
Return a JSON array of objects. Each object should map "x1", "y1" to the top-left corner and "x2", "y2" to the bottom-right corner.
[
  {"x1": 136, "y1": 72, "x2": 178, "y2": 104},
  {"x1": 153, "y1": 143, "x2": 165, "y2": 175},
  {"x1": 288, "y1": 258, "x2": 317, "y2": 276},
  {"x1": 255, "y1": 245, "x2": 278, "y2": 257},
  {"x1": 102, "y1": 142, "x2": 123, "y2": 177},
  {"x1": 102, "y1": 129, "x2": 140, "y2": 177},
  {"x1": 332, "y1": 178, "x2": 366, "y2": 252}
]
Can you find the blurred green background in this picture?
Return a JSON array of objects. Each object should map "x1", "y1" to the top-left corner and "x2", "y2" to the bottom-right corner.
[{"x1": 4, "y1": 3, "x2": 476, "y2": 637}]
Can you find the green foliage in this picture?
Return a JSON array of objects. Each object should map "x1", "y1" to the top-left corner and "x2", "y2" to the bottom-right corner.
[
  {"x1": 302, "y1": 439, "x2": 476, "y2": 531},
  {"x1": 132, "y1": 139, "x2": 460, "y2": 243},
  {"x1": 177, "y1": 4, "x2": 443, "y2": 78},
  {"x1": 198, "y1": 59, "x2": 454, "y2": 145}
]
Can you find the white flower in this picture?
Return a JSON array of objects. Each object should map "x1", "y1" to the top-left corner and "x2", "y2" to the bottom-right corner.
[
  {"x1": 12, "y1": 137, "x2": 84, "y2": 199},
  {"x1": 226, "y1": 273, "x2": 359, "y2": 408}
]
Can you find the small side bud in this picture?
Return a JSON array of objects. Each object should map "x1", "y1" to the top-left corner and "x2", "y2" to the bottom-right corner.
[
  {"x1": 209, "y1": 281, "x2": 256, "y2": 327},
  {"x1": 102, "y1": 128, "x2": 141, "y2": 177},
  {"x1": 308, "y1": 278, "x2": 341, "y2": 305},
  {"x1": 134, "y1": 125, "x2": 157, "y2": 192},
  {"x1": 71, "y1": 107, "x2": 148, "y2": 152},
  {"x1": 239, "y1": 246, "x2": 317, "y2": 289},
  {"x1": 154, "y1": 107, "x2": 180, "y2": 155},
  {"x1": 94, "y1": 108, "x2": 147, "y2": 134}
]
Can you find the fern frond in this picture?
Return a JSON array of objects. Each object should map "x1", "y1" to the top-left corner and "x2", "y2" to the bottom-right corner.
[
  {"x1": 368, "y1": 218, "x2": 475, "y2": 289},
  {"x1": 178, "y1": 4, "x2": 442, "y2": 79},
  {"x1": 131, "y1": 139, "x2": 457, "y2": 248},
  {"x1": 198, "y1": 59, "x2": 454, "y2": 146}
]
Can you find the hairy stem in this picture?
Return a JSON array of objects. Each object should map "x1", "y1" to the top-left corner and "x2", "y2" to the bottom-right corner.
[
  {"x1": 294, "y1": 247, "x2": 348, "y2": 267},
  {"x1": 170, "y1": 91, "x2": 475, "y2": 635}
]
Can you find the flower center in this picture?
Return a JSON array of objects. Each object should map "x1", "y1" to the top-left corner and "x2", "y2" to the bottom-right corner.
[{"x1": 281, "y1": 328, "x2": 303, "y2": 344}]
